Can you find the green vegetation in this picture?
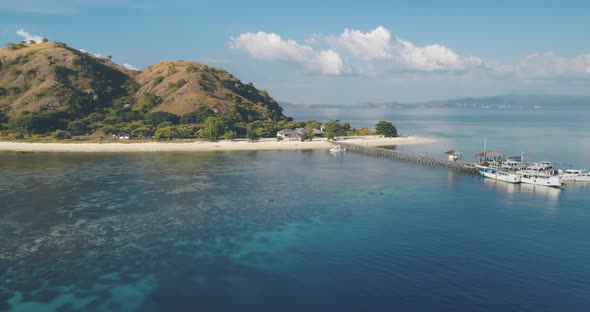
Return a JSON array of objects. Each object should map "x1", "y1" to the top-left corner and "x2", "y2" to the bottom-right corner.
[
  {"x1": 145, "y1": 111, "x2": 179, "y2": 126},
  {"x1": 324, "y1": 120, "x2": 349, "y2": 140},
  {"x1": 152, "y1": 76, "x2": 164, "y2": 86},
  {"x1": 223, "y1": 130, "x2": 237, "y2": 141},
  {"x1": 246, "y1": 127, "x2": 259, "y2": 142},
  {"x1": 166, "y1": 79, "x2": 187, "y2": 94},
  {"x1": 5, "y1": 43, "x2": 28, "y2": 51},
  {"x1": 185, "y1": 64, "x2": 198, "y2": 73},
  {"x1": 375, "y1": 120, "x2": 398, "y2": 137},
  {"x1": 0, "y1": 110, "x2": 8, "y2": 135},
  {"x1": 135, "y1": 93, "x2": 162, "y2": 113},
  {"x1": 52, "y1": 129, "x2": 72, "y2": 140},
  {"x1": 180, "y1": 108, "x2": 214, "y2": 124},
  {"x1": 300, "y1": 129, "x2": 315, "y2": 142},
  {"x1": 202, "y1": 116, "x2": 225, "y2": 141}
]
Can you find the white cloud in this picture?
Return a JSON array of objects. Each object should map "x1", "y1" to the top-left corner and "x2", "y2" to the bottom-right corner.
[
  {"x1": 395, "y1": 38, "x2": 482, "y2": 72},
  {"x1": 334, "y1": 26, "x2": 481, "y2": 72},
  {"x1": 16, "y1": 29, "x2": 44, "y2": 43},
  {"x1": 516, "y1": 52, "x2": 590, "y2": 79},
  {"x1": 337, "y1": 26, "x2": 393, "y2": 61},
  {"x1": 231, "y1": 26, "x2": 590, "y2": 81},
  {"x1": 123, "y1": 63, "x2": 139, "y2": 71},
  {"x1": 230, "y1": 32, "x2": 346, "y2": 75},
  {"x1": 304, "y1": 33, "x2": 323, "y2": 45}
]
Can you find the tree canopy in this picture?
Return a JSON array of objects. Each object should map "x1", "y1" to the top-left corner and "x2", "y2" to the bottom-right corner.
[
  {"x1": 145, "y1": 111, "x2": 180, "y2": 126},
  {"x1": 203, "y1": 116, "x2": 225, "y2": 140},
  {"x1": 324, "y1": 120, "x2": 347, "y2": 140},
  {"x1": 375, "y1": 120, "x2": 398, "y2": 137}
]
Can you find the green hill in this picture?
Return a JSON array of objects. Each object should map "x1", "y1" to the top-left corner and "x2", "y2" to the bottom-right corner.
[{"x1": 0, "y1": 41, "x2": 287, "y2": 140}]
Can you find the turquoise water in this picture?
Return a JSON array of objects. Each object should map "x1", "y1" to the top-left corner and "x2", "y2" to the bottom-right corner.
[{"x1": 1, "y1": 108, "x2": 590, "y2": 311}]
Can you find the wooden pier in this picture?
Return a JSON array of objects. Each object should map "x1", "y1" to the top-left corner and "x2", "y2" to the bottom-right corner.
[{"x1": 332, "y1": 141, "x2": 478, "y2": 173}]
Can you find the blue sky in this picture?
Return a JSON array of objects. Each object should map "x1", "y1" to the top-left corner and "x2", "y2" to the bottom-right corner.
[{"x1": 1, "y1": 0, "x2": 589, "y2": 104}]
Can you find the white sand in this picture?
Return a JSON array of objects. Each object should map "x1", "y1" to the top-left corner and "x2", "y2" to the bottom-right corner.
[{"x1": 0, "y1": 136, "x2": 435, "y2": 153}]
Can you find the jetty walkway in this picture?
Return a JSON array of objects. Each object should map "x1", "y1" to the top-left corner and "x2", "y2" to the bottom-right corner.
[{"x1": 332, "y1": 141, "x2": 478, "y2": 173}]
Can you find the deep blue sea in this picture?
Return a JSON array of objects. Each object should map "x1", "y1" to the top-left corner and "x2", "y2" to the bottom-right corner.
[{"x1": 1, "y1": 108, "x2": 589, "y2": 311}]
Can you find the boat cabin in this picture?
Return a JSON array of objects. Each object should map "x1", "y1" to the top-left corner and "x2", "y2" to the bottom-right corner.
[
  {"x1": 527, "y1": 161, "x2": 553, "y2": 171},
  {"x1": 475, "y1": 151, "x2": 505, "y2": 165},
  {"x1": 501, "y1": 159, "x2": 528, "y2": 170}
]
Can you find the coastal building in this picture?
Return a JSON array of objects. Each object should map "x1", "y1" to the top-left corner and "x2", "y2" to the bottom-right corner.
[
  {"x1": 277, "y1": 128, "x2": 304, "y2": 140},
  {"x1": 116, "y1": 132, "x2": 130, "y2": 140},
  {"x1": 445, "y1": 150, "x2": 463, "y2": 161},
  {"x1": 277, "y1": 128, "x2": 324, "y2": 140}
]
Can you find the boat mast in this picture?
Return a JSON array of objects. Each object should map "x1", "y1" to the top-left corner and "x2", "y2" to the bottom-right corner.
[{"x1": 484, "y1": 136, "x2": 487, "y2": 161}]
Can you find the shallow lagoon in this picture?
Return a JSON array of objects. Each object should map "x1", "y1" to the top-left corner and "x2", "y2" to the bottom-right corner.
[{"x1": 1, "y1": 108, "x2": 590, "y2": 311}]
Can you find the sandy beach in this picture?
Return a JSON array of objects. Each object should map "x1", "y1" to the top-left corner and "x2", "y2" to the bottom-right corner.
[{"x1": 0, "y1": 136, "x2": 434, "y2": 153}]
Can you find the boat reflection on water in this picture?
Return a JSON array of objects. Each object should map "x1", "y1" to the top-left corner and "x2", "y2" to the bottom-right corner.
[
  {"x1": 481, "y1": 178, "x2": 562, "y2": 203},
  {"x1": 518, "y1": 182, "x2": 562, "y2": 202},
  {"x1": 482, "y1": 177, "x2": 519, "y2": 194},
  {"x1": 563, "y1": 181, "x2": 590, "y2": 192}
]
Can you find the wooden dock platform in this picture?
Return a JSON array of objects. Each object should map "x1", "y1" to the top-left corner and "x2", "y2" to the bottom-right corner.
[{"x1": 332, "y1": 141, "x2": 478, "y2": 173}]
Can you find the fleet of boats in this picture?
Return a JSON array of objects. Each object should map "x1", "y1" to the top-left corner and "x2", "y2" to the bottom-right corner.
[
  {"x1": 474, "y1": 137, "x2": 588, "y2": 188},
  {"x1": 477, "y1": 157, "x2": 588, "y2": 188}
]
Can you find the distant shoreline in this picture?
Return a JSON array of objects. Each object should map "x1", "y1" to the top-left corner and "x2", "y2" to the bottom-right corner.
[{"x1": 0, "y1": 136, "x2": 435, "y2": 153}]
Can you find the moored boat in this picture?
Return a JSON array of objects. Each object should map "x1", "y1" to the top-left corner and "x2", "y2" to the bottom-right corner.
[
  {"x1": 329, "y1": 146, "x2": 346, "y2": 153},
  {"x1": 559, "y1": 169, "x2": 585, "y2": 182},
  {"x1": 518, "y1": 170, "x2": 562, "y2": 187},
  {"x1": 575, "y1": 172, "x2": 590, "y2": 182},
  {"x1": 479, "y1": 167, "x2": 521, "y2": 184}
]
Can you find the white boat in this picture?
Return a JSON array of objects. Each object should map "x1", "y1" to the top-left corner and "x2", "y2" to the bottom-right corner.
[
  {"x1": 518, "y1": 170, "x2": 562, "y2": 187},
  {"x1": 575, "y1": 172, "x2": 590, "y2": 182},
  {"x1": 501, "y1": 158, "x2": 529, "y2": 171},
  {"x1": 479, "y1": 167, "x2": 521, "y2": 184},
  {"x1": 499, "y1": 153, "x2": 529, "y2": 171},
  {"x1": 559, "y1": 169, "x2": 585, "y2": 182},
  {"x1": 329, "y1": 146, "x2": 346, "y2": 153},
  {"x1": 527, "y1": 161, "x2": 553, "y2": 170}
]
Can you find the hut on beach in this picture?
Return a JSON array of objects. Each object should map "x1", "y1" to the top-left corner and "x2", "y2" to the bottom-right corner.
[
  {"x1": 474, "y1": 151, "x2": 505, "y2": 165},
  {"x1": 445, "y1": 150, "x2": 463, "y2": 161}
]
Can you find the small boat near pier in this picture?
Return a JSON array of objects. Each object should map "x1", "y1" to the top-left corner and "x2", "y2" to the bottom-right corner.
[{"x1": 329, "y1": 145, "x2": 346, "y2": 153}]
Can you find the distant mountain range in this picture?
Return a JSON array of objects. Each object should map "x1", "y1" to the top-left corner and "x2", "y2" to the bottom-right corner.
[{"x1": 281, "y1": 94, "x2": 590, "y2": 109}]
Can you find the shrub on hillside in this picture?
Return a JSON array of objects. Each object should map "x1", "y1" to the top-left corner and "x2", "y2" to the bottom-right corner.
[{"x1": 52, "y1": 130, "x2": 72, "y2": 140}]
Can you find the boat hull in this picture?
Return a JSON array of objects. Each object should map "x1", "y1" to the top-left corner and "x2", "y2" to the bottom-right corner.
[
  {"x1": 481, "y1": 171, "x2": 521, "y2": 183},
  {"x1": 560, "y1": 175, "x2": 578, "y2": 182},
  {"x1": 479, "y1": 167, "x2": 521, "y2": 183},
  {"x1": 520, "y1": 175, "x2": 562, "y2": 187}
]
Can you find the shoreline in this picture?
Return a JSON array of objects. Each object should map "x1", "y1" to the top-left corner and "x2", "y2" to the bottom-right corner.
[{"x1": 0, "y1": 136, "x2": 435, "y2": 153}]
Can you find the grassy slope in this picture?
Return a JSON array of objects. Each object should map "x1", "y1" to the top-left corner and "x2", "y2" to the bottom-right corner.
[{"x1": 0, "y1": 42, "x2": 284, "y2": 122}]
